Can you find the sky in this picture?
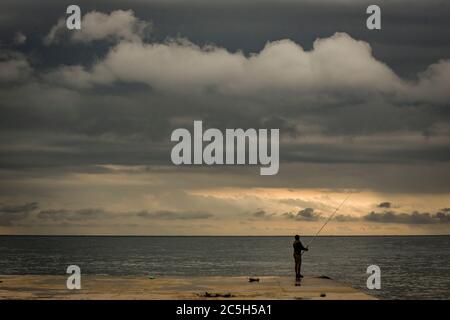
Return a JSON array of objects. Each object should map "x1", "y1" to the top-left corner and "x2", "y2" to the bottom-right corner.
[{"x1": 0, "y1": 0, "x2": 449, "y2": 235}]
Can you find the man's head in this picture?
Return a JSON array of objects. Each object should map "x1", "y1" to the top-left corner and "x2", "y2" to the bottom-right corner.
[{"x1": 295, "y1": 235, "x2": 300, "y2": 240}]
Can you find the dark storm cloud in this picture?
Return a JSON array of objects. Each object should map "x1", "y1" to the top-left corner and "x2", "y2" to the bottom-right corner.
[
  {"x1": 252, "y1": 209, "x2": 267, "y2": 218},
  {"x1": 295, "y1": 208, "x2": 318, "y2": 221},
  {"x1": 0, "y1": 0, "x2": 449, "y2": 196},
  {"x1": 4, "y1": 200, "x2": 448, "y2": 226},
  {"x1": 342, "y1": 207, "x2": 450, "y2": 224},
  {"x1": 0, "y1": 135, "x2": 170, "y2": 169},
  {"x1": 0, "y1": 202, "x2": 39, "y2": 226},
  {"x1": 378, "y1": 202, "x2": 391, "y2": 208},
  {"x1": 281, "y1": 142, "x2": 450, "y2": 165},
  {"x1": 0, "y1": 201, "x2": 214, "y2": 225},
  {"x1": 435, "y1": 210, "x2": 450, "y2": 223},
  {"x1": 363, "y1": 210, "x2": 450, "y2": 224},
  {"x1": 283, "y1": 208, "x2": 320, "y2": 221},
  {"x1": 247, "y1": 207, "x2": 321, "y2": 221},
  {"x1": 280, "y1": 208, "x2": 450, "y2": 224}
]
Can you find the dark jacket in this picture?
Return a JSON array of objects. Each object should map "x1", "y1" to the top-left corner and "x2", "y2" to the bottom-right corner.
[{"x1": 293, "y1": 240, "x2": 308, "y2": 255}]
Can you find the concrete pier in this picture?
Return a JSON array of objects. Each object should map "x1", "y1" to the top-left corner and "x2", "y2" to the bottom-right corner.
[{"x1": 0, "y1": 275, "x2": 376, "y2": 300}]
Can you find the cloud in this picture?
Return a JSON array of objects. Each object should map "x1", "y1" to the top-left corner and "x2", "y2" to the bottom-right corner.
[
  {"x1": 2, "y1": 15, "x2": 448, "y2": 178},
  {"x1": 435, "y1": 211, "x2": 450, "y2": 223},
  {"x1": 248, "y1": 209, "x2": 277, "y2": 219},
  {"x1": 283, "y1": 207, "x2": 321, "y2": 221},
  {"x1": 48, "y1": 33, "x2": 399, "y2": 95},
  {"x1": 0, "y1": 202, "x2": 39, "y2": 213},
  {"x1": 409, "y1": 59, "x2": 450, "y2": 104},
  {"x1": 252, "y1": 209, "x2": 267, "y2": 218},
  {"x1": 363, "y1": 210, "x2": 450, "y2": 224},
  {"x1": 278, "y1": 198, "x2": 321, "y2": 208},
  {"x1": 377, "y1": 202, "x2": 391, "y2": 208},
  {"x1": 38, "y1": 208, "x2": 108, "y2": 221},
  {"x1": 280, "y1": 206, "x2": 450, "y2": 225},
  {"x1": 43, "y1": 30, "x2": 450, "y2": 106},
  {"x1": 295, "y1": 208, "x2": 319, "y2": 221},
  {"x1": 3, "y1": 204, "x2": 214, "y2": 225},
  {"x1": 334, "y1": 214, "x2": 359, "y2": 222},
  {"x1": 136, "y1": 210, "x2": 213, "y2": 220},
  {"x1": 0, "y1": 202, "x2": 38, "y2": 226},
  {"x1": 38, "y1": 207, "x2": 213, "y2": 221},
  {"x1": 282, "y1": 212, "x2": 295, "y2": 219},
  {"x1": 0, "y1": 7, "x2": 450, "y2": 218},
  {"x1": 43, "y1": 18, "x2": 65, "y2": 46},
  {"x1": 44, "y1": 10, "x2": 151, "y2": 45},
  {"x1": 13, "y1": 32, "x2": 26, "y2": 45},
  {"x1": 0, "y1": 52, "x2": 32, "y2": 82},
  {"x1": 0, "y1": 3, "x2": 449, "y2": 236}
]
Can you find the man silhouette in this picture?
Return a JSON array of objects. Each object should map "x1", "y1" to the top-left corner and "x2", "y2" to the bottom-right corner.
[{"x1": 293, "y1": 234, "x2": 308, "y2": 279}]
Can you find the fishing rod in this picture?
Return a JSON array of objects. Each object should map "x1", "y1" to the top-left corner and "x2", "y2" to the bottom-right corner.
[{"x1": 302, "y1": 192, "x2": 353, "y2": 254}]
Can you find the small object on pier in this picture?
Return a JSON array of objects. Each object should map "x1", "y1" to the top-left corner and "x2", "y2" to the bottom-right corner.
[
  {"x1": 248, "y1": 277, "x2": 260, "y2": 282},
  {"x1": 202, "y1": 291, "x2": 233, "y2": 298}
]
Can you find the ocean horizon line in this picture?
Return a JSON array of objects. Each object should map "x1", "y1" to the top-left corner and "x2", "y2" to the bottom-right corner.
[{"x1": 0, "y1": 234, "x2": 449, "y2": 237}]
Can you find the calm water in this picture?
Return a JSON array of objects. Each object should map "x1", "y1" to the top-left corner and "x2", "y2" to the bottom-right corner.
[{"x1": 0, "y1": 235, "x2": 449, "y2": 299}]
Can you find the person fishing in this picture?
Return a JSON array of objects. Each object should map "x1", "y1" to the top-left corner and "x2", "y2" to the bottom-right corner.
[
  {"x1": 293, "y1": 234, "x2": 308, "y2": 279},
  {"x1": 292, "y1": 192, "x2": 353, "y2": 280}
]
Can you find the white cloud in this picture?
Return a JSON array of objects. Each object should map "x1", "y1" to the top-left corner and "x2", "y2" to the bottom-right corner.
[
  {"x1": 44, "y1": 10, "x2": 150, "y2": 45},
  {"x1": 45, "y1": 30, "x2": 450, "y2": 105},
  {"x1": 406, "y1": 59, "x2": 450, "y2": 104}
]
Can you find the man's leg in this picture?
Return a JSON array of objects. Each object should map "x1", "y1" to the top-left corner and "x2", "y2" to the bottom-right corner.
[{"x1": 298, "y1": 259, "x2": 303, "y2": 277}]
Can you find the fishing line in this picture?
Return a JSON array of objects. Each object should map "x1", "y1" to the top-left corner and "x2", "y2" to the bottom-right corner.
[{"x1": 302, "y1": 191, "x2": 353, "y2": 254}]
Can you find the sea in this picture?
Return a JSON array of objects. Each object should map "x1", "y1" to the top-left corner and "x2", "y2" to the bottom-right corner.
[{"x1": 0, "y1": 235, "x2": 448, "y2": 299}]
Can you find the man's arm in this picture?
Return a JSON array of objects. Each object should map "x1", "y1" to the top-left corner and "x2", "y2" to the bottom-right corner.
[{"x1": 300, "y1": 241, "x2": 309, "y2": 251}]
